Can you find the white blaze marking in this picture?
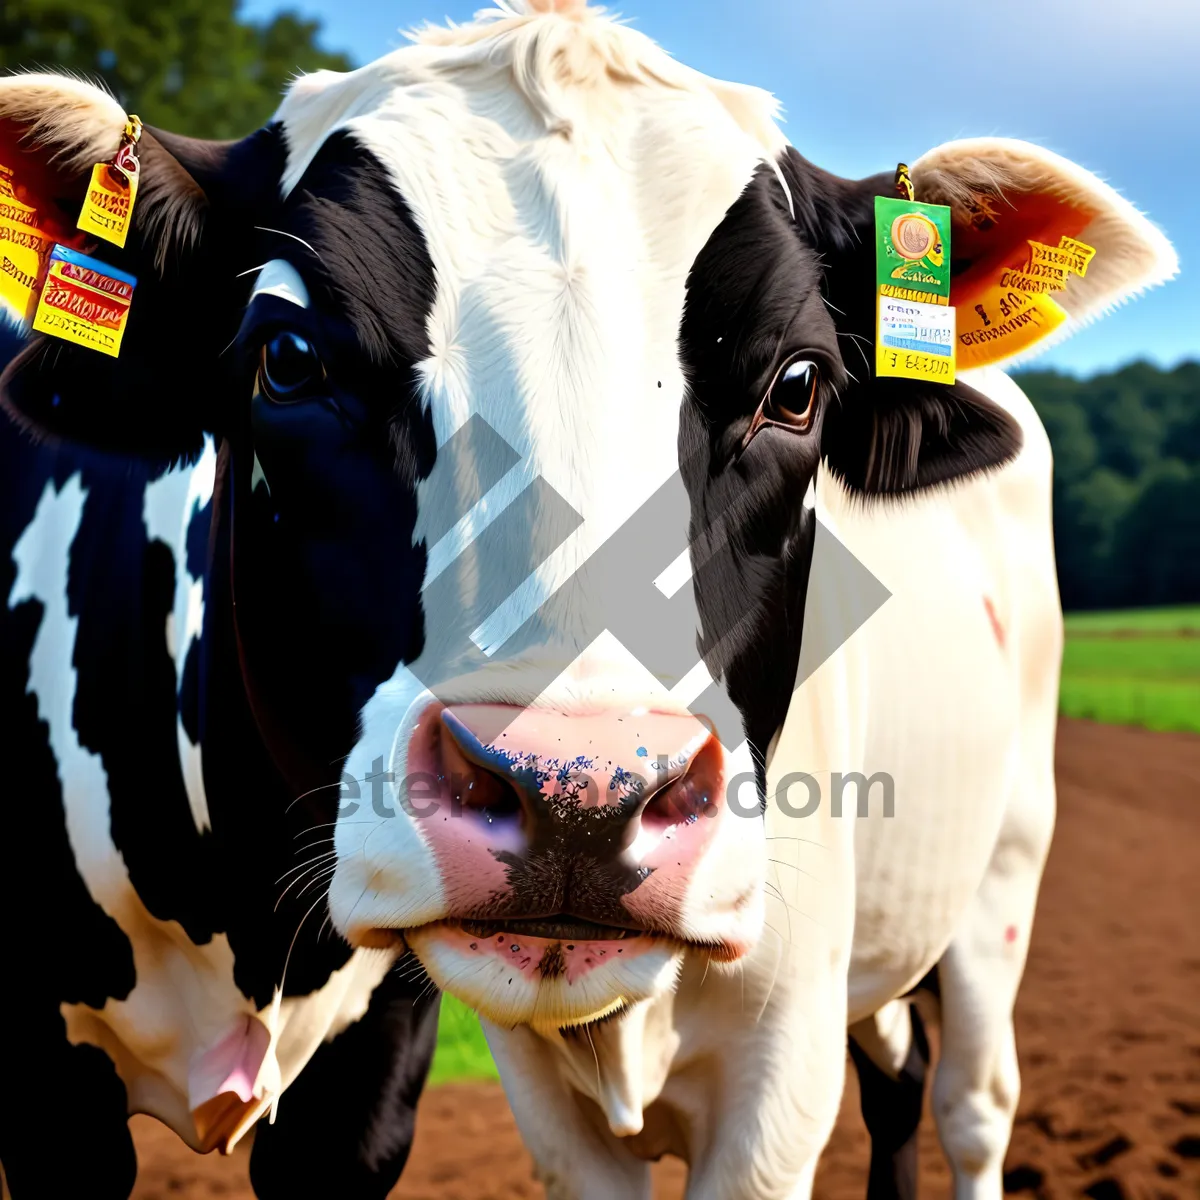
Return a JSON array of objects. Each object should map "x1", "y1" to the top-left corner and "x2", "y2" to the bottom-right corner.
[{"x1": 249, "y1": 258, "x2": 311, "y2": 309}]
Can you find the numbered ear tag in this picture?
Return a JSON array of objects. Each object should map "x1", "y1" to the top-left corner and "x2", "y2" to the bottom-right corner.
[
  {"x1": 76, "y1": 117, "x2": 142, "y2": 249},
  {"x1": 875, "y1": 193, "x2": 956, "y2": 384},
  {"x1": 32, "y1": 244, "x2": 136, "y2": 358}
]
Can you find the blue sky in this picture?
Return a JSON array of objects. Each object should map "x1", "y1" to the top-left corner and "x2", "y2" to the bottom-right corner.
[{"x1": 245, "y1": 0, "x2": 1198, "y2": 376}]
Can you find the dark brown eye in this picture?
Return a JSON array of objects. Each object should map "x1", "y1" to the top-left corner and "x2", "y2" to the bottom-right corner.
[
  {"x1": 764, "y1": 357, "x2": 818, "y2": 429},
  {"x1": 258, "y1": 331, "x2": 323, "y2": 403},
  {"x1": 741, "y1": 356, "x2": 821, "y2": 450}
]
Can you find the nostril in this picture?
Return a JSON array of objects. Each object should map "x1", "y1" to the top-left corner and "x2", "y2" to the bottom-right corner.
[
  {"x1": 438, "y1": 708, "x2": 525, "y2": 826},
  {"x1": 450, "y1": 767, "x2": 522, "y2": 819},
  {"x1": 642, "y1": 734, "x2": 721, "y2": 832},
  {"x1": 643, "y1": 774, "x2": 715, "y2": 831}
]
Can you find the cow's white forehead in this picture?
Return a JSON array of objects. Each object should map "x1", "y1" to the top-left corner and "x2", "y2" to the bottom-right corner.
[
  {"x1": 274, "y1": 4, "x2": 789, "y2": 743},
  {"x1": 273, "y1": 5, "x2": 781, "y2": 550}
]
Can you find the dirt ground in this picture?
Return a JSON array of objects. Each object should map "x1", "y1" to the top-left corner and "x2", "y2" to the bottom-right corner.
[{"x1": 126, "y1": 718, "x2": 1200, "y2": 1200}]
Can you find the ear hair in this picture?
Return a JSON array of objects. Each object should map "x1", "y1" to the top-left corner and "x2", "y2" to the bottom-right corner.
[{"x1": 910, "y1": 157, "x2": 1020, "y2": 224}]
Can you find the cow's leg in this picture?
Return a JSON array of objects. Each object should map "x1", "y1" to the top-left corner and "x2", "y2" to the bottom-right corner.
[
  {"x1": 0, "y1": 1012, "x2": 136, "y2": 1199},
  {"x1": 849, "y1": 999, "x2": 930, "y2": 1200},
  {"x1": 930, "y1": 774, "x2": 1055, "y2": 1200},
  {"x1": 248, "y1": 963, "x2": 441, "y2": 1200},
  {"x1": 482, "y1": 1022, "x2": 653, "y2": 1200}
]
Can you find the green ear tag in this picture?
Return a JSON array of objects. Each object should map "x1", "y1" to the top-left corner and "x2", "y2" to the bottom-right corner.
[{"x1": 874, "y1": 190, "x2": 956, "y2": 383}]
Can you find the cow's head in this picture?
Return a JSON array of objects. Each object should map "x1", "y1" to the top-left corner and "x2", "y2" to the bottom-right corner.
[{"x1": 1, "y1": 2, "x2": 1174, "y2": 1031}]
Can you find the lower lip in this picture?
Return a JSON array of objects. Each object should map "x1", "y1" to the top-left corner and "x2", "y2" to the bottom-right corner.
[{"x1": 420, "y1": 920, "x2": 668, "y2": 985}]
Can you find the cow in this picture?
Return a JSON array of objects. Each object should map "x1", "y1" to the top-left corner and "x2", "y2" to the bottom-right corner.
[
  {"x1": 0, "y1": 282, "x2": 442, "y2": 1195},
  {"x1": 0, "y1": 1, "x2": 1176, "y2": 1198}
]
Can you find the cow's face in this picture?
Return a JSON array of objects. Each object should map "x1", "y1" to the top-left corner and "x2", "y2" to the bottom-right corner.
[{"x1": 0, "y1": 4, "x2": 1174, "y2": 1031}]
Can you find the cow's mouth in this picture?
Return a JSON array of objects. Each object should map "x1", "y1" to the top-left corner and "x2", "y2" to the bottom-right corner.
[
  {"x1": 402, "y1": 915, "x2": 687, "y2": 1030},
  {"x1": 457, "y1": 915, "x2": 649, "y2": 943}
]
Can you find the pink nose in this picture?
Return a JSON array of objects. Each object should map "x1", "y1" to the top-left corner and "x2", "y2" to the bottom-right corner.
[{"x1": 405, "y1": 704, "x2": 724, "y2": 925}]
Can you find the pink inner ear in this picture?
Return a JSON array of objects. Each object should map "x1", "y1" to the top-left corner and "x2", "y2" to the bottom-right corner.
[
  {"x1": 950, "y1": 191, "x2": 1094, "y2": 312},
  {"x1": 0, "y1": 124, "x2": 91, "y2": 245}
]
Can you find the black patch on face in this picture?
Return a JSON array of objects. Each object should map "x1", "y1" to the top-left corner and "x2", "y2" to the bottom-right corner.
[
  {"x1": 678, "y1": 163, "x2": 838, "y2": 770},
  {"x1": 678, "y1": 153, "x2": 1022, "y2": 779},
  {"x1": 229, "y1": 132, "x2": 438, "y2": 788}
]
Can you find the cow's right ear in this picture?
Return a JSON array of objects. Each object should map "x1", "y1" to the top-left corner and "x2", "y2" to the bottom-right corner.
[{"x1": 0, "y1": 74, "x2": 286, "y2": 461}]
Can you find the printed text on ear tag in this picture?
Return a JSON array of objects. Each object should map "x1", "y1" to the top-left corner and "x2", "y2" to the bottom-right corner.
[
  {"x1": 874, "y1": 194, "x2": 956, "y2": 384},
  {"x1": 32, "y1": 244, "x2": 136, "y2": 358},
  {"x1": 0, "y1": 162, "x2": 57, "y2": 321},
  {"x1": 955, "y1": 234, "x2": 1094, "y2": 369},
  {"x1": 76, "y1": 118, "x2": 141, "y2": 249},
  {"x1": 77, "y1": 157, "x2": 139, "y2": 249}
]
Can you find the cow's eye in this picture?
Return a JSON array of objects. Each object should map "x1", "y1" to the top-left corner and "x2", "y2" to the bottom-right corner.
[
  {"x1": 258, "y1": 331, "x2": 324, "y2": 403},
  {"x1": 764, "y1": 357, "x2": 818, "y2": 429}
]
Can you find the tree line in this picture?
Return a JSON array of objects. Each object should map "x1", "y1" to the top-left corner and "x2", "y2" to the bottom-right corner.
[
  {"x1": 2, "y1": 0, "x2": 352, "y2": 140},
  {"x1": 1019, "y1": 360, "x2": 1200, "y2": 610}
]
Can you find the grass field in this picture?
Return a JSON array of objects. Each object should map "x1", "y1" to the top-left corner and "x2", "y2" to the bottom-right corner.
[{"x1": 1060, "y1": 605, "x2": 1200, "y2": 733}]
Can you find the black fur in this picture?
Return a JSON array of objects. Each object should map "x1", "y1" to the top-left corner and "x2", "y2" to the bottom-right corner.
[
  {"x1": 849, "y1": 1004, "x2": 931, "y2": 1200},
  {"x1": 0, "y1": 123, "x2": 442, "y2": 1197}
]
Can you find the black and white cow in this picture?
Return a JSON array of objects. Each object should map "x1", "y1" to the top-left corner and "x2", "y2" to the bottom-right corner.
[
  {"x1": 0, "y1": 2, "x2": 1176, "y2": 1198},
  {"x1": 0, "y1": 127, "x2": 444, "y2": 1200}
]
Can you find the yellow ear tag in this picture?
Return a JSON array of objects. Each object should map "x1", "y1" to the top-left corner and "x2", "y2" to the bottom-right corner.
[
  {"x1": 0, "y1": 162, "x2": 57, "y2": 321},
  {"x1": 955, "y1": 235, "x2": 1095, "y2": 370},
  {"x1": 76, "y1": 116, "x2": 141, "y2": 249},
  {"x1": 32, "y1": 244, "x2": 136, "y2": 358},
  {"x1": 957, "y1": 287, "x2": 1067, "y2": 370}
]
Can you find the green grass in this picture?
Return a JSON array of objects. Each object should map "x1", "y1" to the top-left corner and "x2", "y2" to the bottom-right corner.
[
  {"x1": 428, "y1": 993, "x2": 499, "y2": 1086},
  {"x1": 1064, "y1": 605, "x2": 1200, "y2": 635},
  {"x1": 1060, "y1": 605, "x2": 1200, "y2": 733}
]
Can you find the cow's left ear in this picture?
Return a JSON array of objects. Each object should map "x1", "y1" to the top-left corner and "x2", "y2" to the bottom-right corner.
[
  {"x1": 787, "y1": 138, "x2": 1177, "y2": 496},
  {"x1": 0, "y1": 74, "x2": 286, "y2": 461}
]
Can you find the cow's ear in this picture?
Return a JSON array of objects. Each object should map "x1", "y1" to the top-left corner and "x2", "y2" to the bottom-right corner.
[
  {"x1": 786, "y1": 139, "x2": 1176, "y2": 497},
  {"x1": 0, "y1": 74, "x2": 286, "y2": 462}
]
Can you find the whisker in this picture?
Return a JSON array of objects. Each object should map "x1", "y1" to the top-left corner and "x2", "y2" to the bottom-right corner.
[{"x1": 254, "y1": 226, "x2": 324, "y2": 262}]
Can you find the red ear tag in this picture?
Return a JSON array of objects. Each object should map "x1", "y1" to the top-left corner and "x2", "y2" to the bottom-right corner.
[{"x1": 32, "y1": 244, "x2": 137, "y2": 358}]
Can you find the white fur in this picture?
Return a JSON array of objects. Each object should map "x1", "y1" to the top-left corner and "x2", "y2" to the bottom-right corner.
[
  {"x1": 319, "y1": 7, "x2": 780, "y2": 962},
  {"x1": 249, "y1": 258, "x2": 311, "y2": 310}
]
